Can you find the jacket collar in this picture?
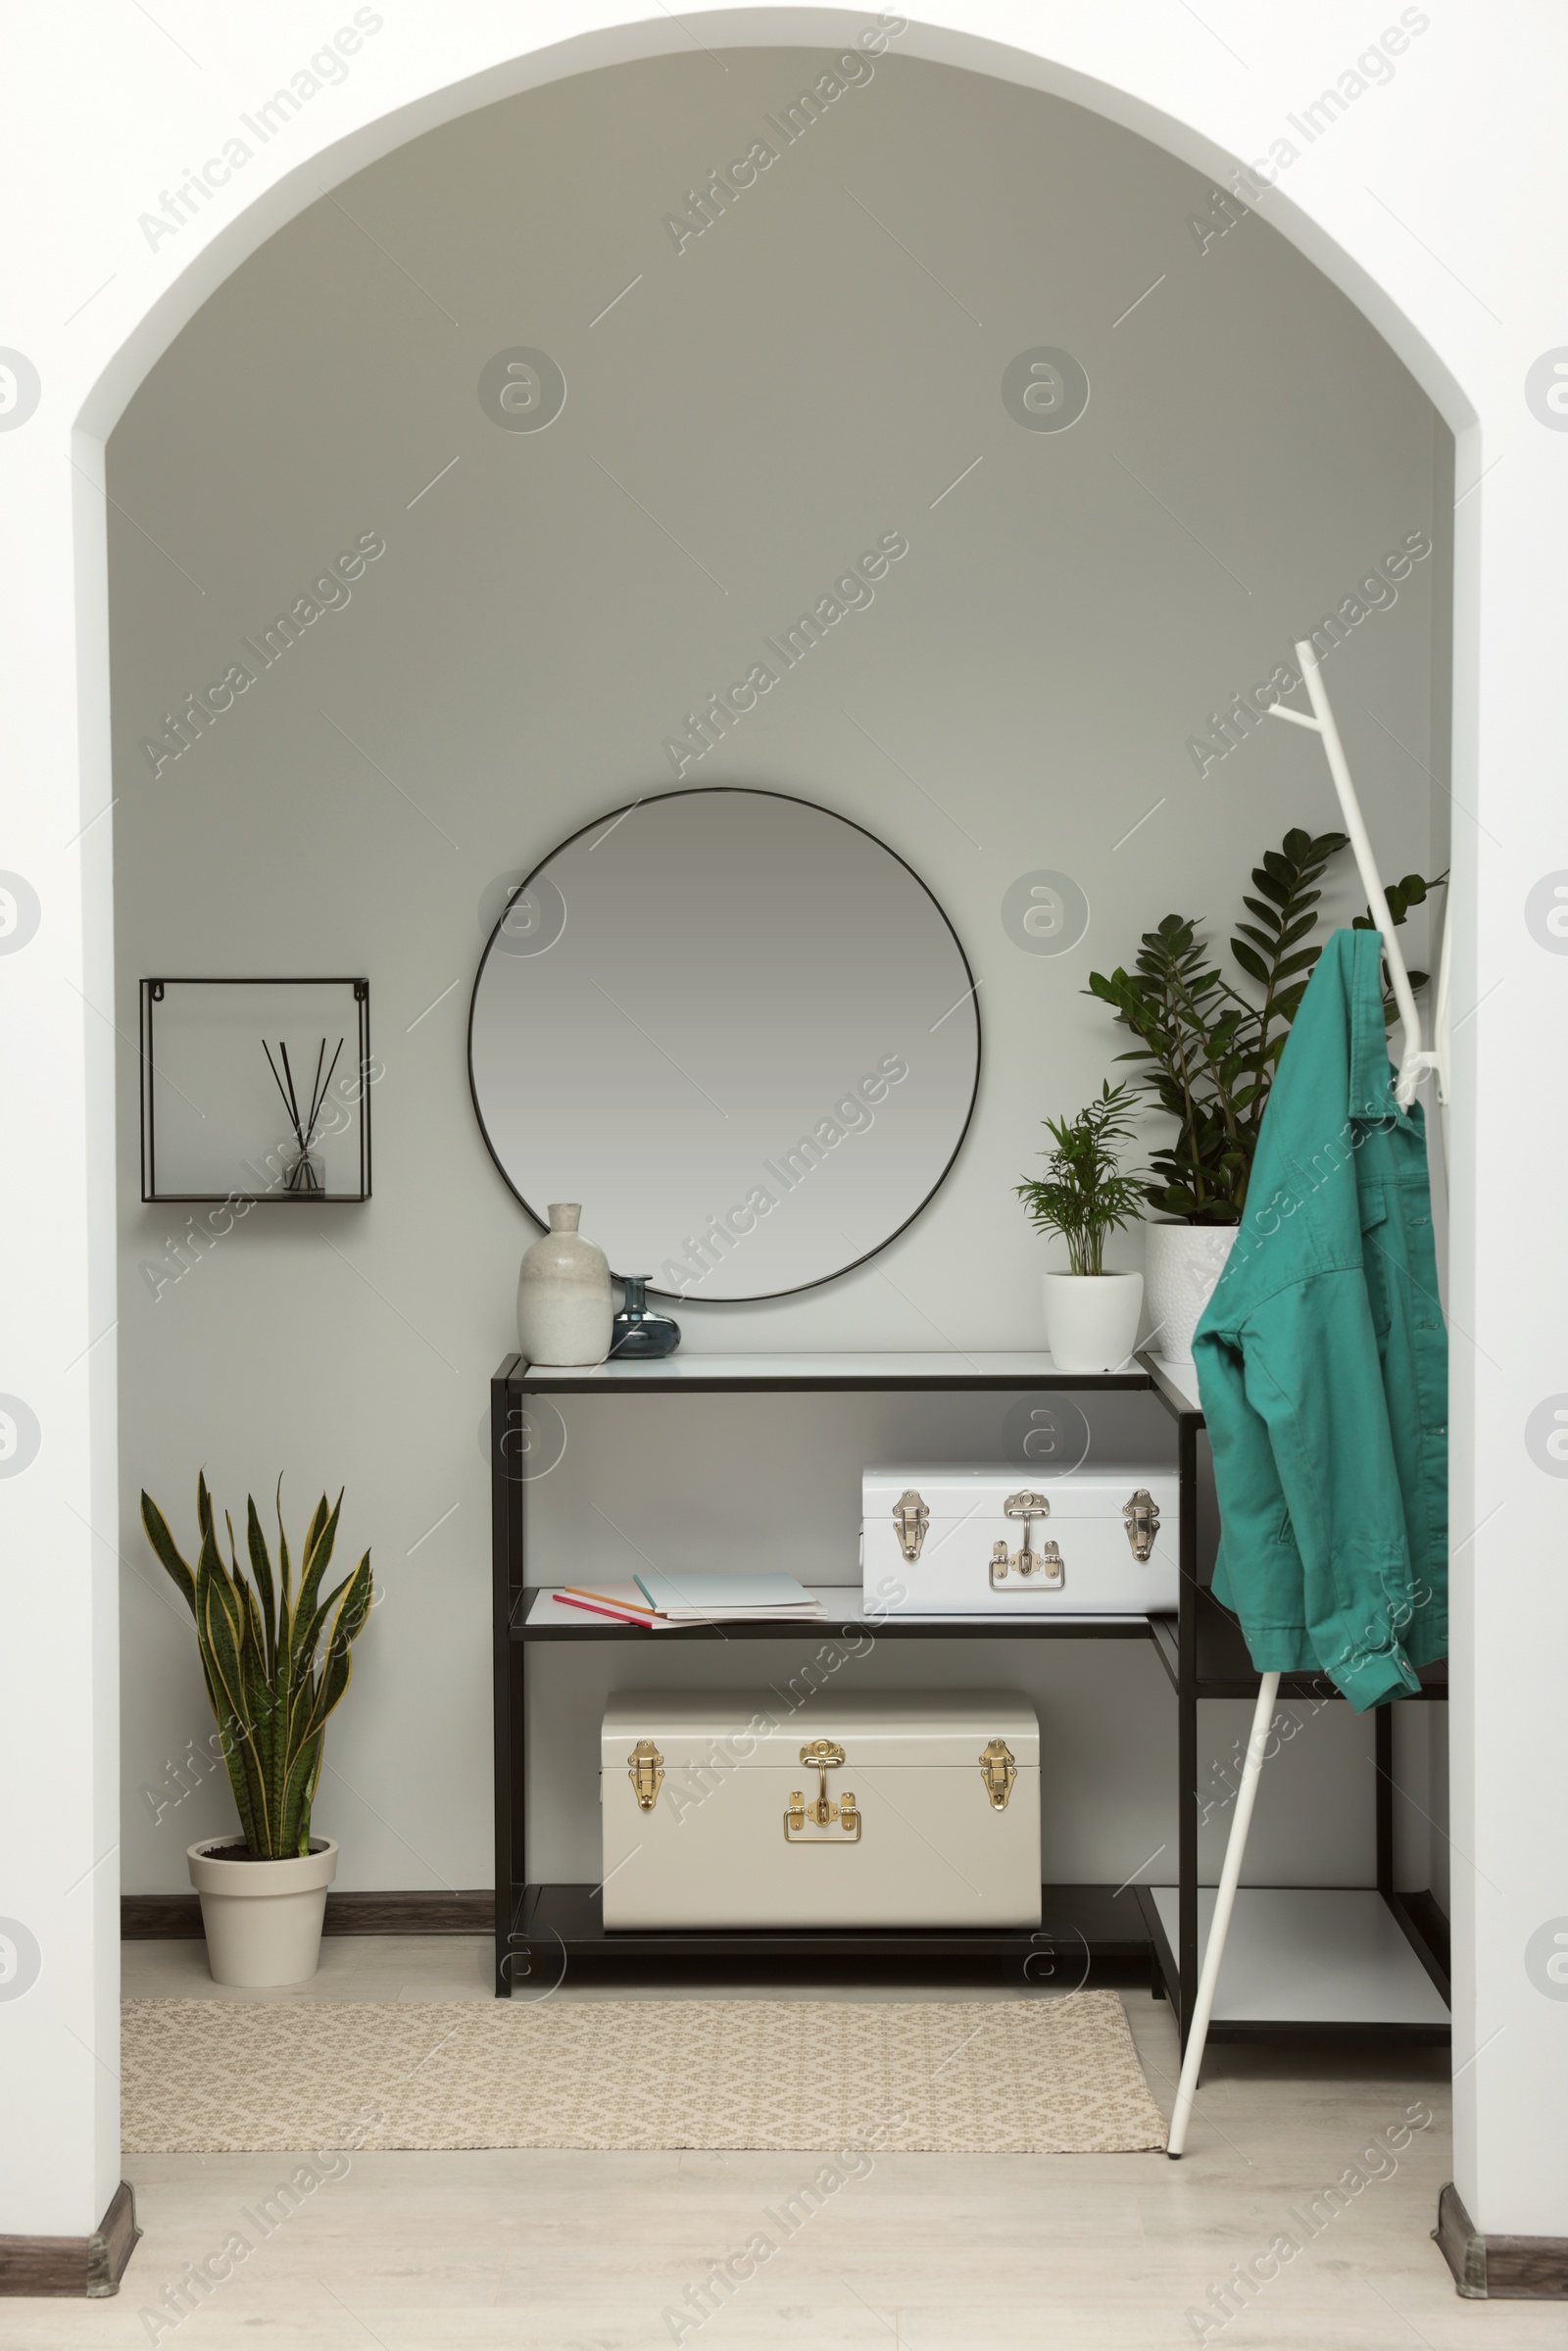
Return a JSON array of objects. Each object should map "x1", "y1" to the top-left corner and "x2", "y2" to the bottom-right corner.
[{"x1": 1344, "y1": 927, "x2": 1402, "y2": 1123}]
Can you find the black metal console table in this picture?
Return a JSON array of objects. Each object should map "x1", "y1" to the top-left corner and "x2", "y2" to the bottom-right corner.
[{"x1": 490, "y1": 1348, "x2": 1449, "y2": 2044}]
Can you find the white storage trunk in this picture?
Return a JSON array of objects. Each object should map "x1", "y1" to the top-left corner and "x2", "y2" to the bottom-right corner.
[
  {"x1": 862, "y1": 1466, "x2": 1180, "y2": 1615},
  {"x1": 601, "y1": 1690, "x2": 1041, "y2": 1929}
]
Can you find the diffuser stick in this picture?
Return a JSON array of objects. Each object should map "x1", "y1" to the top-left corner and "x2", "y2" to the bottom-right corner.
[
  {"x1": 263, "y1": 1041, "x2": 306, "y2": 1152},
  {"x1": 278, "y1": 1040, "x2": 305, "y2": 1150},
  {"x1": 306, "y1": 1037, "x2": 344, "y2": 1146}
]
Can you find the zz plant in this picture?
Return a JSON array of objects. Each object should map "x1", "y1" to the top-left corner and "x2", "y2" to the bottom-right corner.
[
  {"x1": 141, "y1": 1474, "x2": 372, "y2": 1859},
  {"x1": 1087, "y1": 826, "x2": 1442, "y2": 1224}
]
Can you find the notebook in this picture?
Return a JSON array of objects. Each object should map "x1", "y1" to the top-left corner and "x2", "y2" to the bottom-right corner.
[{"x1": 631, "y1": 1570, "x2": 821, "y2": 1622}]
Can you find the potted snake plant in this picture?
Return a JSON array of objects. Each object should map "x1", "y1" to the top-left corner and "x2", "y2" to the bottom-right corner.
[
  {"x1": 141, "y1": 1474, "x2": 372, "y2": 1986},
  {"x1": 1016, "y1": 1081, "x2": 1147, "y2": 1371}
]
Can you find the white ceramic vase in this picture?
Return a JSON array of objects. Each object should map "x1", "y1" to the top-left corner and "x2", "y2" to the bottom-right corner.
[
  {"x1": 1042, "y1": 1271, "x2": 1144, "y2": 1373},
  {"x1": 187, "y1": 1836, "x2": 338, "y2": 1987},
  {"x1": 1144, "y1": 1222, "x2": 1239, "y2": 1366},
  {"x1": 516, "y1": 1202, "x2": 612, "y2": 1367}
]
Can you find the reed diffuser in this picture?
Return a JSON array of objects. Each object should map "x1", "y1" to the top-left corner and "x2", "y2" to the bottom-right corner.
[{"x1": 264, "y1": 1035, "x2": 344, "y2": 1196}]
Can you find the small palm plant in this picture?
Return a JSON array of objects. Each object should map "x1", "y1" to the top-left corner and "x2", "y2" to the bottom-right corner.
[
  {"x1": 1016, "y1": 1081, "x2": 1146, "y2": 1274},
  {"x1": 141, "y1": 1474, "x2": 372, "y2": 1859}
]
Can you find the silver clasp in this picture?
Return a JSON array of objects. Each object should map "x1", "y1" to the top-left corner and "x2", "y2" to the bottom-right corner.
[
  {"x1": 892, "y1": 1488, "x2": 929, "y2": 1562},
  {"x1": 1122, "y1": 1488, "x2": 1160, "y2": 1562},
  {"x1": 992, "y1": 1492, "x2": 1063, "y2": 1589}
]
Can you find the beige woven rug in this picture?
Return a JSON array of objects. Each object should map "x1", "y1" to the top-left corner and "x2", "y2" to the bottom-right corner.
[{"x1": 122, "y1": 1992, "x2": 1165, "y2": 2155}]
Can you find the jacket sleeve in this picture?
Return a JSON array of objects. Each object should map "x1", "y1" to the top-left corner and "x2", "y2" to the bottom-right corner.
[{"x1": 1232, "y1": 1270, "x2": 1423, "y2": 1709}]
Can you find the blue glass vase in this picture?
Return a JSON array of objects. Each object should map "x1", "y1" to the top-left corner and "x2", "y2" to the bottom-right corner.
[{"x1": 609, "y1": 1276, "x2": 681, "y2": 1360}]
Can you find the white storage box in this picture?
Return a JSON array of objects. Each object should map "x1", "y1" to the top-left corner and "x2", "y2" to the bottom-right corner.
[
  {"x1": 600, "y1": 1690, "x2": 1040, "y2": 1929},
  {"x1": 862, "y1": 1466, "x2": 1179, "y2": 1616}
]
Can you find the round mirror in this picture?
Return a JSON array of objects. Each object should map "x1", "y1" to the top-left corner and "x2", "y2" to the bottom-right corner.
[{"x1": 468, "y1": 787, "x2": 980, "y2": 1300}]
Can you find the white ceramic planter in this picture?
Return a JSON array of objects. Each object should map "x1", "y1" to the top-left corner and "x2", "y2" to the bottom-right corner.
[
  {"x1": 516, "y1": 1201, "x2": 612, "y2": 1367},
  {"x1": 1144, "y1": 1222, "x2": 1239, "y2": 1366},
  {"x1": 1041, "y1": 1271, "x2": 1144, "y2": 1373},
  {"x1": 187, "y1": 1836, "x2": 338, "y2": 1987}
]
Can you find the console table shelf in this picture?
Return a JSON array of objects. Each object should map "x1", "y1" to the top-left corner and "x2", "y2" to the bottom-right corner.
[
  {"x1": 507, "y1": 1881, "x2": 1153, "y2": 1983},
  {"x1": 490, "y1": 1347, "x2": 1449, "y2": 2045},
  {"x1": 516, "y1": 1586, "x2": 1164, "y2": 1642}
]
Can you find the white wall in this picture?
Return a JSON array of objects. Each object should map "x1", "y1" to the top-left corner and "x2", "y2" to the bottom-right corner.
[{"x1": 108, "y1": 49, "x2": 1446, "y2": 1898}]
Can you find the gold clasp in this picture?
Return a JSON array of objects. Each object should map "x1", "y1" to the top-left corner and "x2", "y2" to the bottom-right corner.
[
  {"x1": 802, "y1": 1739, "x2": 845, "y2": 1824},
  {"x1": 893, "y1": 1489, "x2": 929, "y2": 1562},
  {"x1": 1123, "y1": 1488, "x2": 1160, "y2": 1561},
  {"x1": 784, "y1": 1739, "x2": 862, "y2": 1840},
  {"x1": 627, "y1": 1739, "x2": 664, "y2": 1810},
  {"x1": 979, "y1": 1738, "x2": 1017, "y2": 1810}
]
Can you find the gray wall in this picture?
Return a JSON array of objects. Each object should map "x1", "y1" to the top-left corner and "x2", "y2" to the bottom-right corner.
[{"x1": 109, "y1": 46, "x2": 1448, "y2": 1895}]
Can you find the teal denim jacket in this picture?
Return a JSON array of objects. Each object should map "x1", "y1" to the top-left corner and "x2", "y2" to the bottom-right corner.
[{"x1": 1192, "y1": 929, "x2": 1447, "y2": 1709}]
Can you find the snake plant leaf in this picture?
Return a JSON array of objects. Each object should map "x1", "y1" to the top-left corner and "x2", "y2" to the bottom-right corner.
[
  {"x1": 278, "y1": 1732, "x2": 312, "y2": 1857},
  {"x1": 291, "y1": 1493, "x2": 342, "y2": 1671},
  {"x1": 290, "y1": 1560, "x2": 368, "y2": 1687},
  {"x1": 140, "y1": 1492, "x2": 197, "y2": 1616},
  {"x1": 275, "y1": 1476, "x2": 293, "y2": 1626},
  {"x1": 294, "y1": 1556, "x2": 372, "y2": 1754},
  {"x1": 197, "y1": 1543, "x2": 265, "y2": 1854},
  {"x1": 246, "y1": 1495, "x2": 278, "y2": 1677}
]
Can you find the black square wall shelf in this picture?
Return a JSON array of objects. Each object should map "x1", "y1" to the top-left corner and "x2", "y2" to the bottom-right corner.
[{"x1": 139, "y1": 977, "x2": 371, "y2": 1203}]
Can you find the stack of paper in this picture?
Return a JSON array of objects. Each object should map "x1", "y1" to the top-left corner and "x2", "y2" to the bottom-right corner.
[{"x1": 632, "y1": 1571, "x2": 822, "y2": 1623}]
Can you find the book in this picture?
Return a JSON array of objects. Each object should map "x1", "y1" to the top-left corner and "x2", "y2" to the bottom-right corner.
[
  {"x1": 631, "y1": 1570, "x2": 821, "y2": 1622},
  {"x1": 542, "y1": 1584, "x2": 674, "y2": 1630}
]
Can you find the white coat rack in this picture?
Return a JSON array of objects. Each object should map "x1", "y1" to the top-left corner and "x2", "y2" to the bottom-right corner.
[{"x1": 1166, "y1": 638, "x2": 1449, "y2": 2158}]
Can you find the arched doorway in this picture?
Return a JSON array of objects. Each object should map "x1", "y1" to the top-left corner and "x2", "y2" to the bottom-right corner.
[{"x1": 15, "y1": 0, "x2": 1552, "y2": 2292}]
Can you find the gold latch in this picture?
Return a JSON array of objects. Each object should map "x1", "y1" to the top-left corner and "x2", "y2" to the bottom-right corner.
[
  {"x1": 784, "y1": 1739, "x2": 862, "y2": 1841},
  {"x1": 892, "y1": 1489, "x2": 929, "y2": 1562},
  {"x1": 627, "y1": 1739, "x2": 664, "y2": 1810},
  {"x1": 991, "y1": 1491, "x2": 1064, "y2": 1588},
  {"x1": 1123, "y1": 1488, "x2": 1160, "y2": 1561},
  {"x1": 979, "y1": 1738, "x2": 1017, "y2": 1810}
]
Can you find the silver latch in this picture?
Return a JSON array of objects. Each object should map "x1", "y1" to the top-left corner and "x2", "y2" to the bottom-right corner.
[
  {"x1": 1123, "y1": 1488, "x2": 1160, "y2": 1562},
  {"x1": 992, "y1": 1492, "x2": 1064, "y2": 1589},
  {"x1": 892, "y1": 1488, "x2": 929, "y2": 1562}
]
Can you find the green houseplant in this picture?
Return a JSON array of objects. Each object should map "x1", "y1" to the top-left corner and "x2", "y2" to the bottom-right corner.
[
  {"x1": 141, "y1": 1472, "x2": 372, "y2": 1985},
  {"x1": 1085, "y1": 824, "x2": 1442, "y2": 1363},
  {"x1": 1016, "y1": 1081, "x2": 1148, "y2": 1371},
  {"x1": 1086, "y1": 825, "x2": 1440, "y2": 1224}
]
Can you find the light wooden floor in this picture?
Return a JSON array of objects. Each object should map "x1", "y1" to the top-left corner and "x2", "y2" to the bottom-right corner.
[{"x1": 10, "y1": 1937, "x2": 1560, "y2": 2349}]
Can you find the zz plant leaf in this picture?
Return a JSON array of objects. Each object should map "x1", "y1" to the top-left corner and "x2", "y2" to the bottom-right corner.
[{"x1": 141, "y1": 1473, "x2": 372, "y2": 1859}]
